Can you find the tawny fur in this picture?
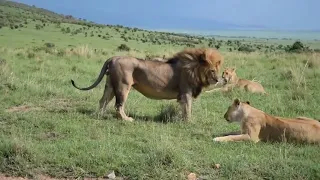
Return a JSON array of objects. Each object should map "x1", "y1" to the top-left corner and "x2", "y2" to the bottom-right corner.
[
  {"x1": 71, "y1": 48, "x2": 225, "y2": 122},
  {"x1": 205, "y1": 68, "x2": 267, "y2": 94},
  {"x1": 213, "y1": 99, "x2": 320, "y2": 144}
]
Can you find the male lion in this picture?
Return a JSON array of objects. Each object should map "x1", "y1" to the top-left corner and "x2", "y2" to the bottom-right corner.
[
  {"x1": 213, "y1": 99, "x2": 320, "y2": 144},
  {"x1": 71, "y1": 48, "x2": 225, "y2": 122},
  {"x1": 205, "y1": 68, "x2": 267, "y2": 94}
]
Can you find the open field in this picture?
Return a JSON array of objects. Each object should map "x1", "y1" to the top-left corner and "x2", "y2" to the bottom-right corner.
[{"x1": 1, "y1": 1, "x2": 320, "y2": 180}]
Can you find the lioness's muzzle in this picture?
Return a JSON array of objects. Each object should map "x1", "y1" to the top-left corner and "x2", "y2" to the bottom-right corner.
[{"x1": 210, "y1": 76, "x2": 227, "y2": 88}]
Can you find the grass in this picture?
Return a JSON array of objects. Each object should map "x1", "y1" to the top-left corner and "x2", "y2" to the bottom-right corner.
[{"x1": 1, "y1": 2, "x2": 320, "y2": 180}]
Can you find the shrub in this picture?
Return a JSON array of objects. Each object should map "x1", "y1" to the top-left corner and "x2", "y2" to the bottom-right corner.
[
  {"x1": 35, "y1": 24, "x2": 42, "y2": 30},
  {"x1": 117, "y1": 44, "x2": 130, "y2": 51},
  {"x1": 238, "y1": 45, "x2": 255, "y2": 53},
  {"x1": 44, "y1": 42, "x2": 55, "y2": 48},
  {"x1": 57, "y1": 49, "x2": 65, "y2": 57},
  {"x1": 27, "y1": 52, "x2": 35, "y2": 59},
  {"x1": 313, "y1": 49, "x2": 320, "y2": 53},
  {"x1": 285, "y1": 41, "x2": 310, "y2": 53}
]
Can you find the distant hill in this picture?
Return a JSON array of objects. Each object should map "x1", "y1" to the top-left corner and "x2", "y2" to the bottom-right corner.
[
  {"x1": 0, "y1": 0, "x2": 265, "y2": 32},
  {"x1": 0, "y1": 0, "x2": 104, "y2": 27}
]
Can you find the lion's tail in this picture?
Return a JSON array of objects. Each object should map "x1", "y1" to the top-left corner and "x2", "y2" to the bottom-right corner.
[{"x1": 71, "y1": 59, "x2": 111, "y2": 91}]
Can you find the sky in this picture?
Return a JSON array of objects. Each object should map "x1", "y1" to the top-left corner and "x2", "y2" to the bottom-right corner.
[{"x1": 13, "y1": 0, "x2": 320, "y2": 31}]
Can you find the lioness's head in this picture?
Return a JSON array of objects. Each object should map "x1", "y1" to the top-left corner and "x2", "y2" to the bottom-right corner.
[
  {"x1": 222, "y1": 68, "x2": 237, "y2": 83},
  {"x1": 224, "y1": 98, "x2": 250, "y2": 123}
]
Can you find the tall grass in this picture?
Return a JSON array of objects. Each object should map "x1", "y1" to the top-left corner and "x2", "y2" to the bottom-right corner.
[{"x1": 1, "y1": 45, "x2": 319, "y2": 179}]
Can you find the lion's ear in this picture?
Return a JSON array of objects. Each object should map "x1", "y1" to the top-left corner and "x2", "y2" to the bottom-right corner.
[
  {"x1": 234, "y1": 98, "x2": 240, "y2": 106},
  {"x1": 245, "y1": 101, "x2": 250, "y2": 105},
  {"x1": 200, "y1": 53, "x2": 208, "y2": 65},
  {"x1": 231, "y1": 67, "x2": 236, "y2": 72},
  {"x1": 199, "y1": 59, "x2": 208, "y2": 65}
]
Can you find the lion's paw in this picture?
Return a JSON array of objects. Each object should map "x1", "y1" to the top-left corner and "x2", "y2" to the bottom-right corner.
[{"x1": 124, "y1": 116, "x2": 134, "y2": 122}]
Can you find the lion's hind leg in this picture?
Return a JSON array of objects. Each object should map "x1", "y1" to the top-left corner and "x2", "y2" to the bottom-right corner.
[
  {"x1": 98, "y1": 78, "x2": 115, "y2": 118},
  {"x1": 114, "y1": 84, "x2": 134, "y2": 122}
]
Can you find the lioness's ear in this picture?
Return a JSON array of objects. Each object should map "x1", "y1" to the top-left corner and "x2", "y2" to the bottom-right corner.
[
  {"x1": 231, "y1": 67, "x2": 236, "y2": 72},
  {"x1": 234, "y1": 98, "x2": 240, "y2": 106},
  {"x1": 245, "y1": 101, "x2": 250, "y2": 105}
]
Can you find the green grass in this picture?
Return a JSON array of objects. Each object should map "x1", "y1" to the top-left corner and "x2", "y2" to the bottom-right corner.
[{"x1": 1, "y1": 2, "x2": 320, "y2": 180}]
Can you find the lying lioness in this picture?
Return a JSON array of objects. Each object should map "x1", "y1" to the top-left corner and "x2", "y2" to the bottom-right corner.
[
  {"x1": 213, "y1": 99, "x2": 320, "y2": 144},
  {"x1": 206, "y1": 68, "x2": 267, "y2": 94}
]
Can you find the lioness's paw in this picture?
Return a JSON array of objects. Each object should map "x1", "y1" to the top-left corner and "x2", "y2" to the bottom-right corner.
[{"x1": 213, "y1": 137, "x2": 224, "y2": 142}]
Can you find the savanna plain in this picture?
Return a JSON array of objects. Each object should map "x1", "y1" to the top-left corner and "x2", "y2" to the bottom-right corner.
[{"x1": 0, "y1": 1, "x2": 320, "y2": 180}]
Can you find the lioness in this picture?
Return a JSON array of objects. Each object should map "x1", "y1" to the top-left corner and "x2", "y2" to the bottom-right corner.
[
  {"x1": 71, "y1": 48, "x2": 225, "y2": 122},
  {"x1": 205, "y1": 68, "x2": 267, "y2": 94},
  {"x1": 213, "y1": 99, "x2": 320, "y2": 144}
]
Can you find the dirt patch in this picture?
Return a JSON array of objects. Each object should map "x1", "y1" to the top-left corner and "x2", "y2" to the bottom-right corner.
[
  {"x1": 5, "y1": 105, "x2": 42, "y2": 113},
  {"x1": 0, "y1": 174, "x2": 59, "y2": 180},
  {"x1": 5, "y1": 98, "x2": 81, "y2": 114},
  {"x1": 0, "y1": 174, "x2": 114, "y2": 180},
  {"x1": 41, "y1": 98, "x2": 75, "y2": 113}
]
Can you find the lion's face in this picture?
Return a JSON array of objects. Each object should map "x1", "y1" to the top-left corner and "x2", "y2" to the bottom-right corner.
[
  {"x1": 170, "y1": 48, "x2": 225, "y2": 89},
  {"x1": 224, "y1": 99, "x2": 250, "y2": 123},
  {"x1": 222, "y1": 68, "x2": 236, "y2": 83},
  {"x1": 201, "y1": 49, "x2": 225, "y2": 86}
]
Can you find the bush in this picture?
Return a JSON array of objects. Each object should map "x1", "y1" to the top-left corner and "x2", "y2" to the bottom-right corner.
[
  {"x1": 35, "y1": 24, "x2": 42, "y2": 30},
  {"x1": 117, "y1": 44, "x2": 130, "y2": 51},
  {"x1": 44, "y1": 42, "x2": 55, "y2": 48},
  {"x1": 27, "y1": 52, "x2": 35, "y2": 59},
  {"x1": 313, "y1": 49, "x2": 320, "y2": 53},
  {"x1": 238, "y1": 45, "x2": 255, "y2": 53},
  {"x1": 285, "y1": 41, "x2": 310, "y2": 53},
  {"x1": 57, "y1": 49, "x2": 65, "y2": 57}
]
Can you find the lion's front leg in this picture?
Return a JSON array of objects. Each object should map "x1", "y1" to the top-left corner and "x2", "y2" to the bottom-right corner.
[
  {"x1": 178, "y1": 93, "x2": 192, "y2": 121},
  {"x1": 213, "y1": 134, "x2": 261, "y2": 143}
]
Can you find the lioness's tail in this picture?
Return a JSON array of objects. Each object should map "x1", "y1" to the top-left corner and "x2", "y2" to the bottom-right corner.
[{"x1": 71, "y1": 59, "x2": 110, "y2": 91}]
